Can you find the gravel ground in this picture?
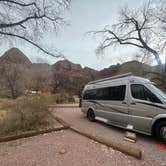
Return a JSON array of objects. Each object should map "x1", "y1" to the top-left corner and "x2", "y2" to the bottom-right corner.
[
  {"x1": 0, "y1": 129, "x2": 138, "y2": 166},
  {"x1": 53, "y1": 104, "x2": 166, "y2": 166},
  {"x1": 0, "y1": 104, "x2": 165, "y2": 166}
]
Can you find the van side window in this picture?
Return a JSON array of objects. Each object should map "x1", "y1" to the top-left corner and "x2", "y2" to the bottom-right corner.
[
  {"x1": 131, "y1": 84, "x2": 162, "y2": 103},
  {"x1": 131, "y1": 84, "x2": 146, "y2": 100},
  {"x1": 107, "y1": 85, "x2": 126, "y2": 101},
  {"x1": 83, "y1": 89, "x2": 96, "y2": 100},
  {"x1": 83, "y1": 85, "x2": 126, "y2": 101}
]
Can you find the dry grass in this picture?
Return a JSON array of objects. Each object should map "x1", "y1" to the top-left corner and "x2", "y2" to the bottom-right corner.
[
  {"x1": 41, "y1": 93, "x2": 76, "y2": 104},
  {"x1": 0, "y1": 94, "x2": 54, "y2": 136},
  {"x1": 0, "y1": 93, "x2": 76, "y2": 136},
  {"x1": 13, "y1": 95, "x2": 51, "y2": 129}
]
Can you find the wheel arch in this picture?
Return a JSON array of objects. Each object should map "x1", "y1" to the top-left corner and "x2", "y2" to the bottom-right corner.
[
  {"x1": 151, "y1": 116, "x2": 166, "y2": 135},
  {"x1": 87, "y1": 106, "x2": 95, "y2": 113}
]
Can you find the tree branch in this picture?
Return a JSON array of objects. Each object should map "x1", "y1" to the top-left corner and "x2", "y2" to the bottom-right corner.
[
  {"x1": 99, "y1": 29, "x2": 144, "y2": 48},
  {"x1": 0, "y1": 14, "x2": 45, "y2": 29},
  {"x1": 0, "y1": 31, "x2": 64, "y2": 58},
  {"x1": 0, "y1": 0, "x2": 36, "y2": 7}
]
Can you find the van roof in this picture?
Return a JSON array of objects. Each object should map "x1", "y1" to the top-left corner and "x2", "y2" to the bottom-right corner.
[
  {"x1": 88, "y1": 72, "x2": 133, "y2": 84},
  {"x1": 88, "y1": 73, "x2": 151, "y2": 85},
  {"x1": 85, "y1": 73, "x2": 151, "y2": 90}
]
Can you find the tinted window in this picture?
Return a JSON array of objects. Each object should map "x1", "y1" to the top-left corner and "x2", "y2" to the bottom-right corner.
[
  {"x1": 131, "y1": 84, "x2": 162, "y2": 103},
  {"x1": 83, "y1": 85, "x2": 126, "y2": 101},
  {"x1": 131, "y1": 84, "x2": 146, "y2": 100},
  {"x1": 83, "y1": 89, "x2": 96, "y2": 100},
  {"x1": 107, "y1": 85, "x2": 126, "y2": 101}
]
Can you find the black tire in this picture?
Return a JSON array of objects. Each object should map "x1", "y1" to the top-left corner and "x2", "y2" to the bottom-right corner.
[
  {"x1": 87, "y1": 109, "x2": 95, "y2": 122},
  {"x1": 154, "y1": 120, "x2": 166, "y2": 143}
]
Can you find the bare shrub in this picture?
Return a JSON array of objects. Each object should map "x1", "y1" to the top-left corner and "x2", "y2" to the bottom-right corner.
[
  {"x1": 0, "y1": 94, "x2": 51, "y2": 134},
  {"x1": 13, "y1": 95, "x2": 50, "y2": 130},
  {"x1": 50, "y1": 93, "x2": 75, "y2": 104},
  {"x1": 0, "y1": 63, "x2": 25, "y2": 99},
  {"x1": 0, "y1": 93, "x2": 75, "y2": 135}
]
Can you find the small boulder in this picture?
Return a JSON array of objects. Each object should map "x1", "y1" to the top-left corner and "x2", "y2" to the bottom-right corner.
[{"x1": 59, "y1": 149, "x2": 66, "y2": 155}]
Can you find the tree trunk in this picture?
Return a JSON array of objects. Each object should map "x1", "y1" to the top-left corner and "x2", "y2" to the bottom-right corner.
[
  {"x1": 151, "y1": 51, "x2": 162, "y2": 66},
  {"x1": 10, "y1": 86, "x2": 16, "y2": 99},
  {"x1": 163, "y1": 66, "x2": 166, "y2": 90}
]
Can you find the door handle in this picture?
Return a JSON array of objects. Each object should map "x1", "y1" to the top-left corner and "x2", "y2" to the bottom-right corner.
[{"x1": 122, "y1": 101, "x2": 127, "y2": 104}]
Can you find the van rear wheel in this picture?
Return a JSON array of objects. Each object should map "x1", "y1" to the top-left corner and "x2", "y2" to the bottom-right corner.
[
  {"x1": 154, "y1": 121, "x2": 166, "y2": 143},
  {"x1": 87, "y1": 109, "x2": 95, "y2": 122}
]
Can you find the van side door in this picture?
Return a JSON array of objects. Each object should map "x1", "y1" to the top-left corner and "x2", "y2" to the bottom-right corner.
[
  {"x1": 95, "y1": 84, "x2": 129, "y2": 127},
  {"x1": 129, "y1": 84, "x2": 162, "y2": 134}
]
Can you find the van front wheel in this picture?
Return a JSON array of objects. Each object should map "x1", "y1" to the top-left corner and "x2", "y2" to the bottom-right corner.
[
  {"x1": 155, "y1": 121, "x2": 166, "y2": 143},
  {"x1": 87, "y1": 109, "x2": 95, "y2": 122}
]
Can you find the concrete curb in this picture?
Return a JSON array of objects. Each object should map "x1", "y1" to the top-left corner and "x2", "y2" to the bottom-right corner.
[
  {"x1": 70, "y1": 126, "x2": 142, "y2": 159},
  {"x1": 0, "y1": 125, "x2": 69, "y2": 143},
  {"x1": 54, "y1": 116, "x2": 71, "y2": 128},
  {"x1": 50, "y1": 105, "x2": 79, "y2": 108}
]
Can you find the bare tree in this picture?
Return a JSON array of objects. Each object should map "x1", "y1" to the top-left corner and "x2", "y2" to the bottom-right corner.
[
  {"x1": 26, "y1": 64, "x2": 53, "y2": 92},
  {"x1": 0, "y1": 63, "x2": 24, "y2": 99},
  {"x1": 0, "y1": 0, "x2": 70, "y2": 58},
  {"x1": 155, "y1": 0, "x2": 166, "y2": 82},
  {"x1": 52, "y1": 71, "x2": 65, "y2": 93},
  {"x1": 132, "y1": 50, "x2": 154, "y2": 65},
  {"x1": 93, "y1": 0, "x2": 165, "y2": 66}
]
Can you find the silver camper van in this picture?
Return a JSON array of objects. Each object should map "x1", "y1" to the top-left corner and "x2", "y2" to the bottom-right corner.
[{"x1": 80, "y1": 73, "x2": 166, "y2": 142}]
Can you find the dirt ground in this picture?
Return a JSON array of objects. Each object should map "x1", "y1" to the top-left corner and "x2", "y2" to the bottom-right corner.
[{"x1": 0, "y1": 104, "x2": 166, "y2": 166}]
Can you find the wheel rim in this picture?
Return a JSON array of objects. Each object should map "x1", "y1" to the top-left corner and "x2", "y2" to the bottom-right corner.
[
  {"x1": 160, "y1": 126, "x2": 166, "y2": 140},
  {"x1": 88, "y1": 111, "x2": 94, "y2": 120}
]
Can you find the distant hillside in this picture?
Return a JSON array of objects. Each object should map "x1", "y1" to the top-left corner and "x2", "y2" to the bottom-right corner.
[{"x1": 0, "y1": 48, "x2": 164, "y2": 95}]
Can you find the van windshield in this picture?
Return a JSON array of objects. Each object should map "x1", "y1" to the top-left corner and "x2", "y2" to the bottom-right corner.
[{"x1": 148, "y1": 84, "x2": 166, "y2": 100}]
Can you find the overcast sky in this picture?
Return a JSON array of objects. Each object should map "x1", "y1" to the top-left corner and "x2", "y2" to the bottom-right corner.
[{"x1": 1, "y1": 0, "x2": 165, "y2": 70}]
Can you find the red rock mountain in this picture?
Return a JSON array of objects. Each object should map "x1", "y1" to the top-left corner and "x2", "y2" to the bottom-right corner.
[
  {"x1": 52, "y1": 60, "x2": 164, "y2": 94},
  {"x1": 0, "y1": 48, "x2": 164, "y2": 94},
  {"x1": 52, "y1": 60, "x2": 99, "y2": 94},
  {"x1": 0, "y1": 48, "x2": 32, "y2": 66}
]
